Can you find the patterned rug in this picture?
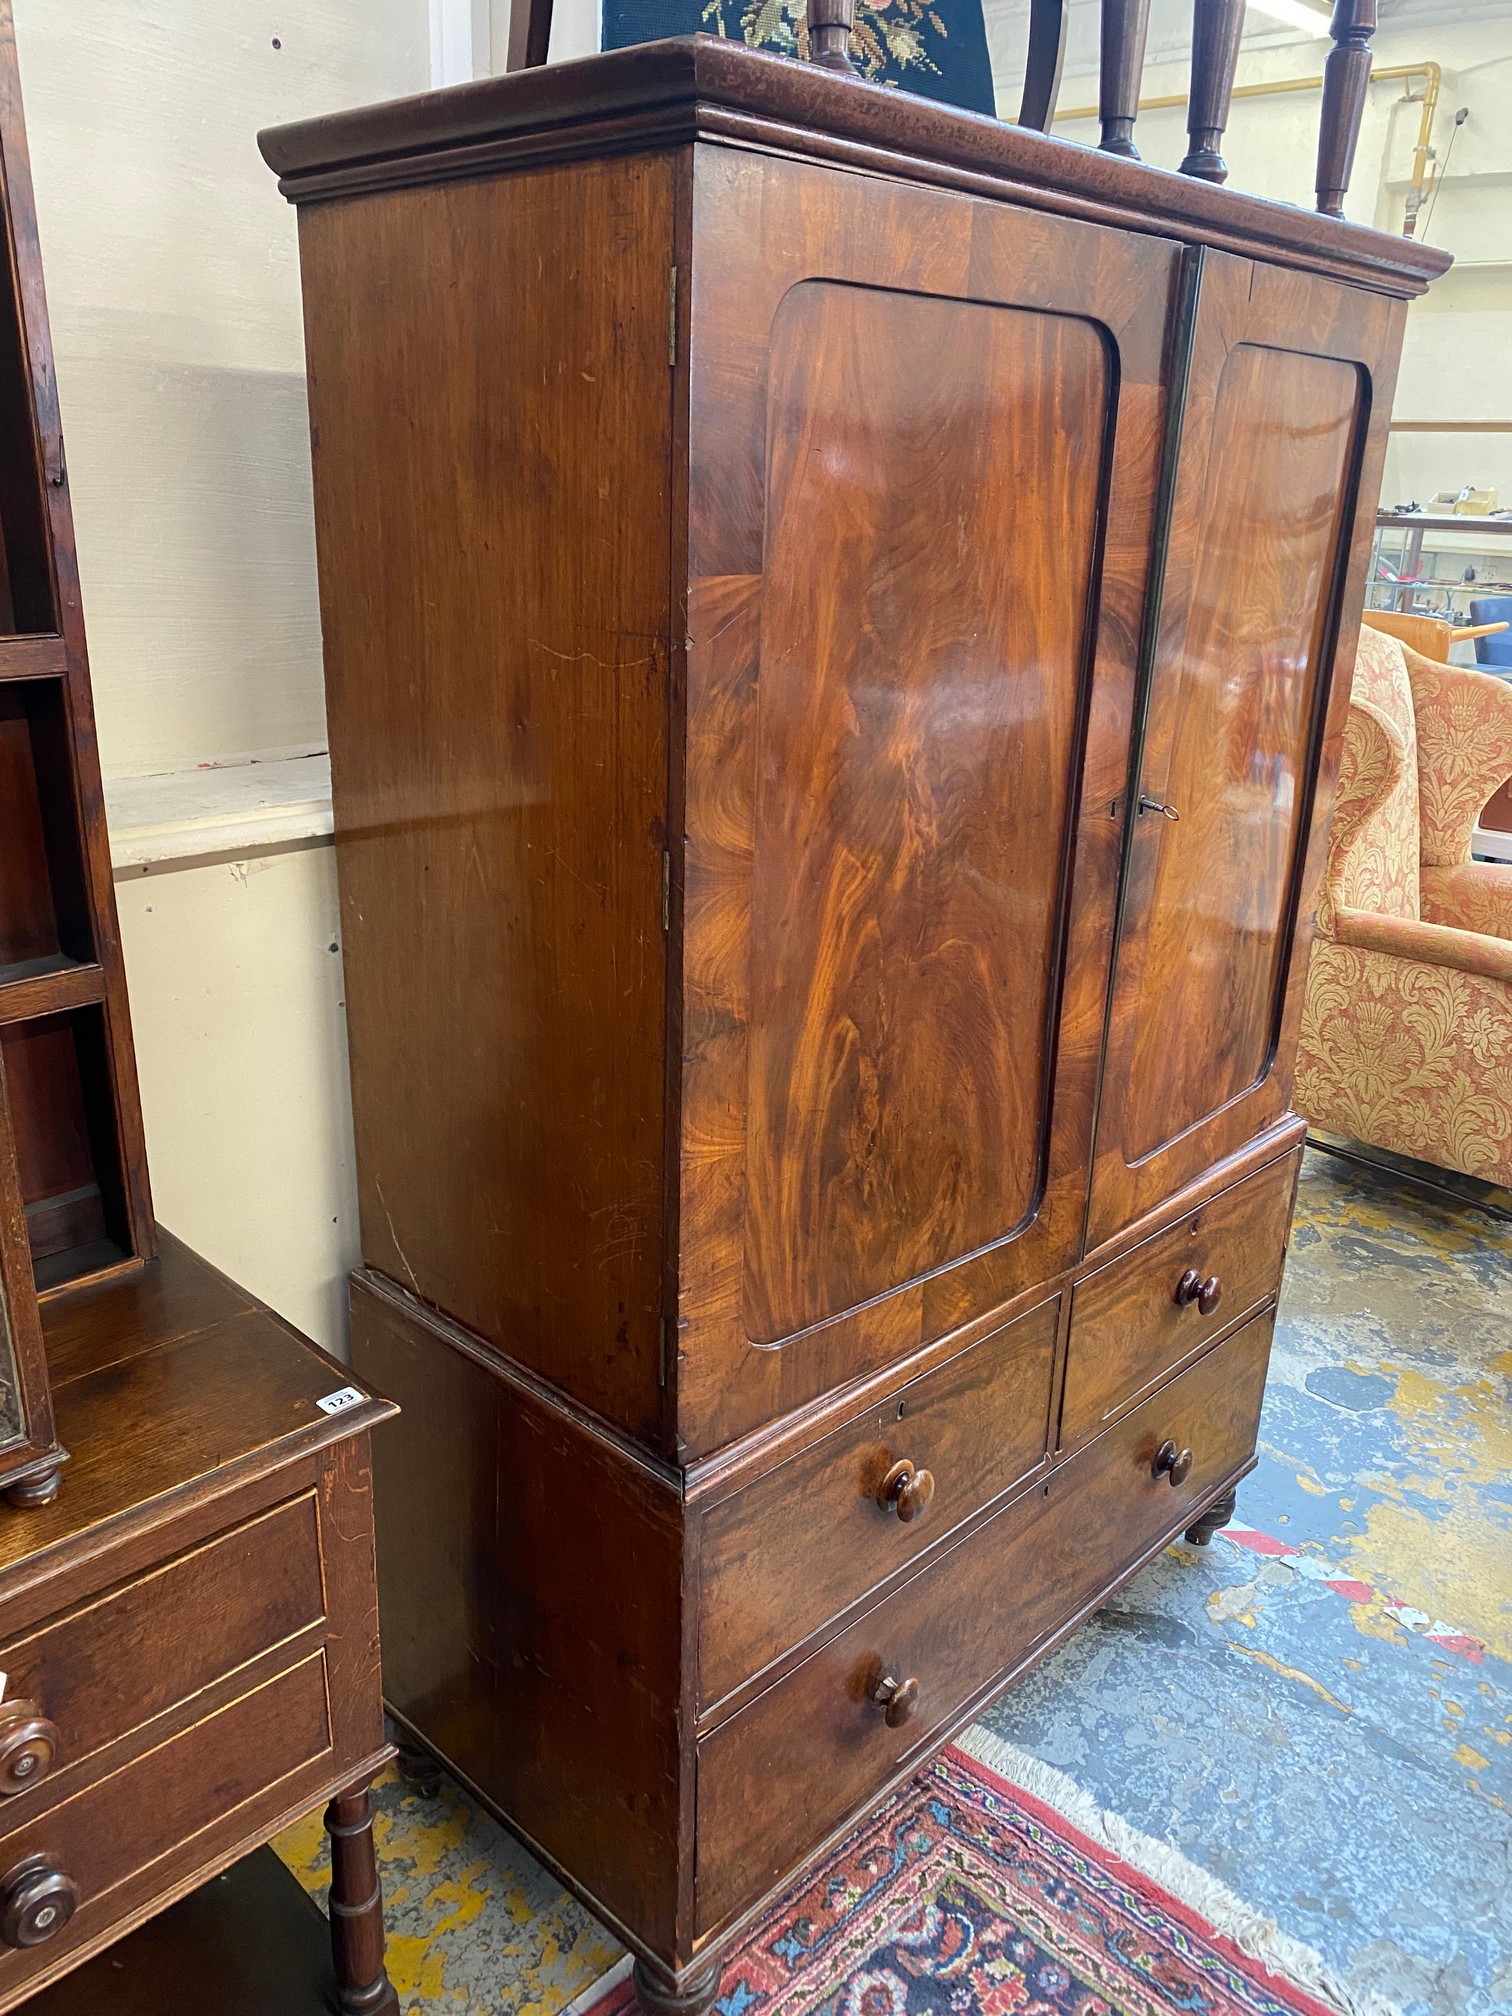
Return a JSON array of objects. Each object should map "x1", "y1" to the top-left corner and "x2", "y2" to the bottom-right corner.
[{"x1": 581, "y1": 1747, "x2": 1342, "y2": 2016}]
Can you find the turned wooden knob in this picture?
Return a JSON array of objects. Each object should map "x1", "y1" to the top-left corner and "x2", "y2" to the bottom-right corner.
[
  {"x1": 878, "y1": 1459, "x2": 936, "y2": 1524},
  {"x1": 0, "y1": 1701, "x2": 58, "y2": 1796},
  {"x1": 0, "y1": 1855, "x2": 77, "y2": 1948},
  {"x1": 1174, "y1": 1269, "x2": 1221, "y2": 1315},
  {"x1": 869, "y1": 1668, "x2": 920, "y2": 1728},
  {"x1": 1153, "y1": 1438, "x2": 1194, "y2": 1488}
]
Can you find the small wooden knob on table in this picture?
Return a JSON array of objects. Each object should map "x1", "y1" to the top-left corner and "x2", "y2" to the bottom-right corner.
[
  {"x1": 0, "y1": 1855, "x2": 78, "y2": 1948},
  {"x1": 0, "y1": 1701, "x2": 59, "y2": 1796},
  {"x1": 878, "y1": 1459, "x2": 936, "y2": 1524},
  {"x1": 868, "y1": 1669, "x2": 921, "y2": 1728},
  {"x1": 1174, "y1": 1269, "x2": 1221, "y2": 1315},
  {"x1": 1153, "y1": 1438, "x2": 1195, "y2": 1488}
]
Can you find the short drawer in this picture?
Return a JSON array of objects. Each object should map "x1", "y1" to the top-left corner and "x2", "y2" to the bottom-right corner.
[
  {"x1": 697, "y1": 1298, "x2": 1058, "y2": 1709},
  {"x1": 0, "y1": 1652, "x2": 332, "y2": 1996},
  {"x1": 695, "y1": 1306, "x2": 1274, "y2": 1938},
  {"x1": 1061, "y1": 1149, "x2": 1298, "y2": 1453},
  {"x1": 0, "y1": 1494, "x2": 325, "y2": 1809}
]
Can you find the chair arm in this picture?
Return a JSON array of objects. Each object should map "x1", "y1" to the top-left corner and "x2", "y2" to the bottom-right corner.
[
  {"x1": 1421, "y1": 862, "x2": 1512, "y2": 942},
  {"x1": 1321, "y1": 698, "x2": 1413, "y2": 929},
  {"x1": 1334, "y1": 906, "x2": 1512, "y2": 984},
  {"x1": 1404, "y1": 647, "x2": 1512, "y2": 867}
]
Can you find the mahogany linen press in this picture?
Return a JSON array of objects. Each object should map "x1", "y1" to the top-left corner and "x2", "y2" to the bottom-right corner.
[{"x1": 260, "y1": 16, "x2": 1446, "y2": 2014}]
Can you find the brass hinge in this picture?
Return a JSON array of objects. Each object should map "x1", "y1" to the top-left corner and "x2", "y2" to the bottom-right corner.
[
  {"x1": 668, "y1": 265, "x2": 678, "y2": 369},
  {"x1": 658, "y1": 1316, "x2": 668, "y2": 1388},
  {"x1": 662, "y1": 850, "x2": 671, "y2": 933}
]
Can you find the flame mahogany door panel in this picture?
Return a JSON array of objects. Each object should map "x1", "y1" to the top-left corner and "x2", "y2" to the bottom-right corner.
[
  {"x1": 1086, "y1": 251, "x2": 1406, "y2": 1244},
  {"x1": 675, "y1": 146, "x2": 1181, "y2": 1456}
]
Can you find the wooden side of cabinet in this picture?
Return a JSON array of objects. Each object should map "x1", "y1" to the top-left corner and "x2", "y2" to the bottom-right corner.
[
  {"x1": 673, "y1": 143, "x2": 1183, "y2": 1457},
  {"x1": 349, "y1": 1269, "x2": 689, "y2": 1958},
  {"x1": 299, "y1": 151, "x2": 678, "y2": 1448},
  {"x1": 1088, "y1": 250, "x2": 1407, "y2": 1241}
]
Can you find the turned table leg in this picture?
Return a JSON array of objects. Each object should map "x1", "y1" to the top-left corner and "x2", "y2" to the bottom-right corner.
[
  {"x1": 632, "y1": 1955, "x2": 722, "y2": 2016},
  {"x1": 1184, "y1": 1487, "x2": 1237, "y2": 1548},
  {"x1": 325, "y1": 1782, "x2": 398, "y2": 2016}
]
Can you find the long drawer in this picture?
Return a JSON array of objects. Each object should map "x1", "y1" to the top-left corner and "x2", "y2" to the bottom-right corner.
[
  {"x1": 1061, "y1": 1148, "x2": 1297, "y2": 1454},
  {"x1": 697, "y1": 1298, "x2": 1058, "y2": 1709},
  {"x1": 0, "y1": 1653, "x2": 333, "y2": 1999},
  {"x1": 0, "y1": 1495, "x2": 325, "y2": 1817},
  {"x1": 695, "y1": 1306, "x2": 1274, "y2": 1939}
]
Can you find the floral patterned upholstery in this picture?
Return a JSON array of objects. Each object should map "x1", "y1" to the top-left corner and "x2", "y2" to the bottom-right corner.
[{"x1": 1295, "y1": 625, "x2": 1512, "y2": 1184}]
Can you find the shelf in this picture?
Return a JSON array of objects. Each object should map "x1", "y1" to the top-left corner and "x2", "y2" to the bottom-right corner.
[
  {"x1": 0, "y1": 634, "x2": 65, "y2": 682},
  {"x1": 0, "y1": 956, "x2": 106, "y2": 1026}
]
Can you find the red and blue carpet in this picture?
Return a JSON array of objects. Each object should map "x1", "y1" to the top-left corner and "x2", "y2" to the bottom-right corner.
[{"x1": 582, "y1": 1746, "x2": 1349, "y2": 2016}]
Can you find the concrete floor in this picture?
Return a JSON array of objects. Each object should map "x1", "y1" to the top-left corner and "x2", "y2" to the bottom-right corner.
[{"x1": 278, "y1": 1147, "x2": 1512, "y2": 2016}]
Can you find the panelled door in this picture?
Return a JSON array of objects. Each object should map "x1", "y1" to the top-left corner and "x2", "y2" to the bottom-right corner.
[
  {"x1": 1087, "y1": 248, "x2": 1407, "y2": 1245},
  {"x1": 674, "y1": 144, "x2": 1181, "y2": 1456}
]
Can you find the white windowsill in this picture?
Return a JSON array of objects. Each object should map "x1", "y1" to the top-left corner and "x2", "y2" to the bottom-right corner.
[{"x1": 106, "y1": 753, "x2": 335, "y2": 874}]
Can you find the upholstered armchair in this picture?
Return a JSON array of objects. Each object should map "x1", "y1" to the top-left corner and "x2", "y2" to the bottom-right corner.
[{"x1": 1295, "y1": 623, "x2": 1512, "y2": 1185}]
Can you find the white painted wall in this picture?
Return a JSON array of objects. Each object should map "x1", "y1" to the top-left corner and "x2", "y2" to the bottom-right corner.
[
  {"x1": 115, "y1": 845, "x2": 359, "y2": 1353},
  {"x1": 10, "y1": 1, "x2": 430, "y2": 1348}
]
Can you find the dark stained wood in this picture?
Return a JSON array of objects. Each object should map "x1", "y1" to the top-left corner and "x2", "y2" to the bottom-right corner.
[
  {"x1": 1099, "y1": 0, "x2": 1151, "y2": 158},
  {"x1": 24, "y1": 1847, "x2": 340, "y2": 2016},
  {"x1": 1018, "y1": 0, "x2": 1067, "y2": 131},
  {"x1": 326, "y1": 1784, "x2": 399, "y2": 2016},
  {"x1": 1064, "y1": 1147, "x2": 1298, "y2": 1453},
  {"x1": 697, "y1": 1298, "x2": 1057, "y2": 1710},
  {"x1": 744, "y1": 282, "x2": 1105, "y2": 1345},
  {"x1": 695, "y1": 1307, "x2": 1276, "y2": 1938},
  {"x1": 0, "y1": 0, "x2": 152, "y2": 1287},
  {"x1": 1088, "y1": 253, "x2": 1406, "y2": 1244},
  {"x1": 0, "y1": 1235, "x2": 398, "y2": 2012},
  {"x1": 506, "y1": 0, "x2": 554, "y2": 70},
  {"x1": 677, "y1": 150, "x2": 1178, "y2": 1452},
  {"x1": 265, "y1": 44, "x2": 1443, "y2": 2003},
  {"x1": 1316, "y1": 0, "x2": 1376, "y2": 219},
  {"x1": 1180, "y1": 0, "x2": 1245, "y2": 183},
  {"x1": 349, "y1": 1270, "x2": 686, "y2": 1957},
  {"x1": 257, "y1": 40, "x2": 1449, "y2": 300},
  {"x1": 0, "y1": 1059, "x2": 61, "y2": 1502},
  {"x1": 296, "y1": 154, "x2": 675, "y2": 1447},
  {"x1": 806, "y1": 0, "x2": 857, "y2": 73},
  {"x1": 0, "y1": 1495, "x2": 325, "y2": 1795}
]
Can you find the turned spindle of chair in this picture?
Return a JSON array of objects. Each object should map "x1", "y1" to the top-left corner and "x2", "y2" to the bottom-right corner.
[
  {"x1": 1180, "y1": 0, "x2": 1245, "y2": 182},
  {"x1": 1099, "y1": 0, "x2": 1152, "y2": 158},
  {"x1": 806, "y1": 0, "x2": 857, "y2": 72},
  {"x1": 1316, "y1": 0, "x2": 1376, "y2": 217}
]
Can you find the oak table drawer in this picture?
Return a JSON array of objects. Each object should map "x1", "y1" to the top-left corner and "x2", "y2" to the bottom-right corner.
[
  {"x1": 1061, "y1": 1149, "x2": 1298, "y2": 1453},
  {"x1": 697, "y1": 1298, "x2": 1058, "y2": 1709},
  {"x1": 0, "y1": 1652, "x2": 332, "y2": 1999},
  {"x1": 0, "y1": 1494, "x2": 325, "y2": 1813},
  {"x1": 695, "y1": 1306, "x2": 1275, "y2": 1939}
]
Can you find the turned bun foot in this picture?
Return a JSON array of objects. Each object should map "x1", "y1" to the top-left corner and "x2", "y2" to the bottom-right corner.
[
  {"x1": 5, "y1": 1462, "x2": 62, "y2": 1510},
  {"x1": 1184, "y1": 1487, "x2": 1237, "y2": 1548},
  {"x1": 632, "y1": 1955, "x2": 722, "y2": 2016}
]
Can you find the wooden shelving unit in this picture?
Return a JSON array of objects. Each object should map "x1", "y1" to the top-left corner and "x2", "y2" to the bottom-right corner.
[{"x1": 0, "y1": 13, "x2": 151, "y2": 1337}]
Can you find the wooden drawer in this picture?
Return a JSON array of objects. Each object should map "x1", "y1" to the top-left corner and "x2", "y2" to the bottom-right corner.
[
  {"x1": 0, "y1": 1652, "x2": 332, "y2": 1999},
  {"x1": 1061, "y1": 1149, "x2": 1298, "y2": 1453},
  {"x1": 697, "y1": 1298, "x2": 1057, "y2": 1709},
  {"x1": 695, "y1": 1306, "x2": 1274, "y2": 1938},
  {"x1": 0, "y1": 1494, "x2": 325, "y2": 1813}
]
